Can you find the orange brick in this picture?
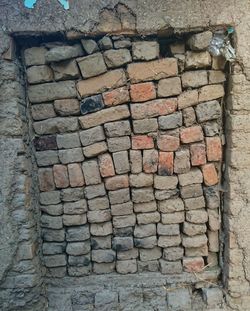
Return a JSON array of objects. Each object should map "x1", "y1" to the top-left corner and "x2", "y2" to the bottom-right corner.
[
  {"x1": 132, "y1": 135, "x2": 154, "y2": 150},
  {"x1": 102, "y1": 86, "x2": 130, "y2": 106},
  {"x1": 104, "y1": 174, "x2": 129, "y2": 190},
  {"x1": 98, "y1": 153, "x2": 115, "y2": 177},
  {"x1": 180, "y1": 126, "x2": 203, "y2": 144},
  {"x1": 157, "y1": 135, "x2": 180, "y2": 152},
  {"x1": 190, "y1": 143, "x2": 206, "y2": 166},
  {"x1": 202, "y1": 163, "x2": 218, "y2": 186},
  {"x1": 183, "y1": 257, "x2": 204, "y2": 272},
  {"x1": 206, "y1": 137, "x2": 222, "y2": 161},
  {"x1": 38, "y1": 168, "x2": 55, "y2": 192},
  {"x1": 158, "y1": 152, "x2": 174, "y2": 175},
  {"x1": 53, "y1": 164, "x2": 69, "y2": 188},
  {"x1": 130, "y1": 82, "x2": 156, "y2": 102},
  {"x1": 68, "y1": 163, "x2": 85, "y2": 187},
  {"x1": 143, "y1": 149, "x2": 159, "y2": 173}
]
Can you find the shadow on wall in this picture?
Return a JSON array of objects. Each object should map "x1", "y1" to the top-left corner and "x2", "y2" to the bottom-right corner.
[{"x1": 24, "y1": 0, "x2": 69, "y2": 9}]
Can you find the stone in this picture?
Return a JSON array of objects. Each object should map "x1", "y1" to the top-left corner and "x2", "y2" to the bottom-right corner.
[
  {"x1": 206, "y1": 136, "x2": 222, "y2": 161},
  {"x1": 80, "y1": 94, "x2": 104, "y2": 115},
  {"x1": 81, "y1": 39, "x2": 99, "y2": 54},
  {"x1": 181, "y1": 70, "x2": 208, "y2": 88},
  {"x1": 131, "y1": 98, "x2": 177, "y2": 120},
  {"x1": 137, "y1": 212, "x2": 160, "y2": 224},
  {"x1": 93, "y1": 262, "x2": 115, "y2": 274},
  {"x1": 202, "y1": 164, "x2": 219, "y2": 186},
  {"x1": 113, "y1": 227, "x2": 133, "y2": 237},
  {"x1": 132, "y1": 187, "x2": 154, "y2": 203},
  {"x1": 83, "y1": 142, "x2": 108, "y2": 158},
  {"x1": 26, "y1": 65, "x2": 53, "y2": 84},
  {"x1": 41, "y1": 228, "x2": 65, "y2": 242},
  {"x1": 114, "y1": 39, "x2": 131, "y2": 49},
  {"x1": 158, "y1": 235, "x2": 181, "y2": 248},
  {"x1": 158, "y1": 112, "x2": 182, "y2": 130},
  {"x1": 188, "y1": 31, "x2": 213, "y2": 50},
  {"x1": 53, "y1": 164, "x2": 69, "y2": 188},
  {"x1": 92, "y1": 250, "x2": 116, "y2": 263},
  {"x1": 208, "y1": 70, "x2": 226, "y2": 84},
  {"x1": 68, "y1": 254, "x2": 91, "y2": 267},
  {"x1": 167, "y1": 288, "x2": 191, "y2": 309},
  {"x1": 95, "y1": 290, "x2": 118, "y2": 308},
  {"x1": 63, "y1": 200, "x2": 87, "y2": 214},
  {"x1": 61, "y1": 187, "x2": 84, "y2": 202},
  {"x1": 158, "y1": 198, "x2": 184, "y2": 213},
  {"x1": 103, "y1": 49, "x2": 131, "y2": 68},
  {"x1": 38, "y1": 168, "x2": 55, "y2": 192},
  {"x1": 174, "y1": 149, "x2": 190, "y2": 174},
  {"x1": 113, "y1": 214, "x2": 136, "y2": 228},
  {"x1": 183, "y1": 107, "x2": 196, "y2": 127},
  {"x1": 104, "y1": 120, "x2": 131, "y2": 137},
  {"x1": 87, "y1": 210, "x2": 111, "y2": 223},
  {"x1": 182, "y1": 234, "x2": 208, "y2": 248},
  {"x1": 66, "y1": 225, "x2": 90, "y2": 242},
  {"x1": 185, "y1": 51, "x2": 211, "y2": 69},
  {"x1": 180, "y1": 184, "x2": 203, "y2": 199},
  {"x1": 54, "y1": 98, "x2": 80, "y2": 116},
  {"x1": 57, "y1": 133, "x2": 80, "y2": 149},
  {"x1": 43, "y1": 254, "x2": 66, "y2": 267},
  {"x1": 102, "y1": 87, "x2": 130, "y2": 106},
  {"x1": 158, "y1": 77, "x2": 182, "y2": 97},
  {"x1": 163, "y1": 247, "x2": 184, "y2": 261},
  {"x1": 42, "y1": 242, "x2": 65, "y2": 255},
  {"x1": 80, "y1": 126, "x2": 105, "y2": 147},
  {"x1": 41, "y1": 215, "x2": 62, "y2": 229},
  {"x1": 132, "y1": 41, "x2": 159, "y2": 60},
  {"x1": 91, "y1": 235, "x2": 111, "y2": 249},
  {"x1": 184, "y1": 196, "x2": 205, "y2": 210},
  {"x1": 77, "y1": 69, "x2": 127, "y2": 97},
  {"x1": 116, "y1": 259, "x2": 137, "y2": 274},
  {"x1": 79, "y1": 105, "x2": 130, "y2": 129},
  {"x1": 98, "y1": 153, "x2": 115, "y2": 177},
  {"x1": 112, "y1": 237, "x2": 134, "y2": 251},
  {"x1": 24, "y1": 47, "x2": 47, "y2": 66},
  {"x1": 138, "y1": 260, "x2": 159, "y2": 272},
  {"x1": 158, "y1": 152, "x2": 174, "y2": 176},
  {"x1": 180, "y1": 125, "x2": 203, "y2": 143},
  {"x1": 40, "y1": 204, "x2": 63, "y2": 216},
  {"x1": 31, "y1": 103, "x2": 56, "y2": 121},
  {"x1": 68, "y1": 265, "x2": 92, "y2": 276},
  {"x1": 63, "y1": 214, "x2": 87, "y2": 226},
  {"x1": 130, "y1": 82, "x2": 156, "y2": 102},
  {"x1": 199, "y1": 84, "x2": 225, "y2": 102},
  {"x1": 88, "y1": 196, "x2": 109, "y2": 211},
  {"x1": 134, "y1": 236, "x2": 157, "y2": 249},
  {"x1": 130, "y1": 150, "x2": 142, "y2": 174},
  {"x1": 113, "y1": 151, "x2": 130, "y2": 174},
  {"x1": 133, "y1": 118, "x2": 158, "y2": 134},
  {"x1": 45, "y1": 44, "x2": 83, "y2": 62},
  {"x1": 108, "y1": 188, "x2": 130, "y2": 205},
  {"x1": 178, "y1": 90, "x2": 199, "y2": 110},
  {"x1": 132, "y1": 135, "x2": 154, "y2": 149},
  {"x1": 51, "y1": 59, "x2": 80, "y2": 81},
  {"x1": 90, "y1": 222, "x2": 112, "y2": 236},
  {"x1": 159, "y1": 259, "x2": 182, "y2": 274},
  {"x1": 82, "y1": 160, "x2": 101, "y2": 185},
  {"x1": 178, "y1": 168, "x2": 203, "y2": 186},
  {"x1": 98, "y1": 36, "x2": 113, "y2": 50},
  {"x1": 157, "y1": 134, "x2": 180, "y2": 152},
  {"x1": 134, "y1": 201, "x2": 157, "y2": 213},
  {"x1": 77, "y1": 52, "x2": 107, "y2": 78},
  {"x1": 59, "y1": 148, "x2": 84, "y2": 164},
  {"x1": 117, "y1": 248, "x2": 138, "y2": 260},
  {"x1": 105, "y1": 174, "x2": 129, "y2": 190},
  {"x1": 66, "y1": 241, "x2": 90, "y2": 255},
  {"x1": 140, "y1": 247, "x2": 162, "y2": 261},
  {"x1": 35, "y1": 150, "x2": 59, "y2": 167},
  {"x1": 157, "y1": 223, "x2": 180, "y2": 236},
  {"x1": 111, "y1": 201, "x2": 133, "y2": 216},
  {"x1": 33, "y1": 117, "x2": 78, "y2": 135},
  {"x1": 161, "y1": 212, "x2": 185, "y2": 224},
  {"x1": 134, "y1": 224, "x2": 156, "y2": 238},
  {"x1": 40, "y1": 191, "x2": 60, "y2": 205},
  {"x1": 183, "y1": 222, "x2": 207, "y2": 236},
  {"x1": 129, "y1": 173, "x2": 153, "y2": 188},
  {"x1": 190, "y1": 143, "x2": 207, "y2": 166},
  {"x1": 107, "y1": 136, "x2": 131, "y2": 152},
  {"x1": 143, "y1": 149, "x2": 159, "y2": 173},
  {"x1": 154, "y1": 175, "x2": 178, "y2": 190}
]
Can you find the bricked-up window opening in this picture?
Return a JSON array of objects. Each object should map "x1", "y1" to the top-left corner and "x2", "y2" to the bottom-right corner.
[{"x1": 23, "y1": 32, "x2": 225, "y2": 278}]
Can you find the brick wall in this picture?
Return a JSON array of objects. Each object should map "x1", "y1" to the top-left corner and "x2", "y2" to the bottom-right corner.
[{"x1": 24, "y1": 32, "x2": 225, "y2": 279}]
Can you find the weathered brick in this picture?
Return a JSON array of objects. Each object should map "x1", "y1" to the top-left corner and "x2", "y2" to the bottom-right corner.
[
  {"x1": 157, "y1": 134, "x2": 180, "y2": 152},
  {"x1": 183, "y1": 257, "x2": 204, "y2": 272},
  {"x1": 182, "y1": 234, "x2": 207, "y2": 248},
  {"x1": 137, "y1": 212, "x2": 160, "y2": 224},
  {"x1": 130, "y1": 150, "x2": 142, "y2": 174},
  {"x1": 132, "y1": 135, "x2": 154, "y2": 150},
  {"x1": 93, "y1": 262, "x2": 114, "y2": 274},
  {"x1": 105, "y1": 174, "x2": 129, "y2": 190},
  {"x1": 88, "y1": 196, "x2": 109, "y2": 211},
  {"x1": 33, "y1": 117, "x2": 78, "y2": 135},
  {"x1": 77, "y1": 69, "x2": 127, "y2": 97},
  {"x1": 57, "y1": 133, "x2": 80, "y2": 149},
  {"x1": 59, "y1": 148, "x2": 84, "y2": 164},
  {"x1": 208, "y1": 209, "x2": 220, "y2": 231},
  {"x1": 133, "y1": 201, "x2": 157, "y2": 213},
  {"x1": 98, "y1": 153, "x2": 115, "y2": 177},
  {"x1": 27, "y1": 65, "x2": 53, "y2": 84},
  {"x1": 178, "y1": 168, "x2": 203, "y2": 186},
  {"x1": 202, "y1": 164, "x2": 219, "y2": 186},
  {"x1": 180, "y1": 126, "x2": 203, "y2": 143},
  {"x1": 183, "y1": 222, "x2": 207, "y2": 236},
  {"x1": 202, "y1": 287, "x2": 223, "y2": 307},
  {"x1": 159, "y1": 259, "x2": 182, "y2": 274},
  {"x1": 104, "y1": 120, "x2": 131, "y2": 137},
  {"x1": 87, "y1": 210, "x2": 111, "y2": 223},
  {"x1": 31, "y1": 103, "x2": 56, "y2": 121},
  {"x1": 63, "y1": 214, "x2": 87, "y2": 226},
  {"x1": 98, "y1": 36, "x2": 113, "y2": 50},
  {"x1": 138, "y1": 260, "x2": 159, "y2": 272},
  {"x1": 80, "y1": 94, "x2": 104, "y2": 115},
  {"x1": 81, "y1": 39, "x2": 99, "y2": 54},
  {"x1": 204, "y1": 186, "x2": 220, "y2": 209},
  {"x1": 68, "y1": 254, "x2": 91, "y2": 266},
  {"x1": 185, "y1": 244, "x2": 208, "y2": 257},
  {"x1": 111, "y1": 201, "x2": 133, "y2": 216},
  {"x1": 82, "y1": 160, "x2": 101, "y2": 185},
  {"x1": 90, "y1": 222, "x2": 112, "y2": 236},
  {"x1": 113, "y1": 227, "x2": 133, "y2": 237},
  {"x1": 140, "y1": 247, "x2": 162, "y2": 261},
  {"x1": 132, "y1": 41, "x2": 159, "y2": 61},
  {"x1": 45, "y1": 44, "x2": 83, "y2": 62},
  {"x1": 208, "y1": 230, "x2": 219, "y2": 252},
  {"x1": 36, "y1": 150, "x2": 58, "y2": 167},
  {"x1": 178, "y1": 90, "x2": 199, "y2": 109},
  {"x1": 53, "y1": 164, "x2": 69, "y2": 188},
  {"x1": 68, "y1": 265, "x2": 92, "y2": 276},
  {"x1": 185, "y1": 51, "x2": 211, "y2": 69},
  {"x1": 24, "y1": 46, "x2": 47, "y2": 66},
  {"x1": 163, "y1": 247, "x2": 184, "y2": 261},
  {"x1": 180, "y1": 184, "x2": 203, "y2": 199},
  {"x1": 40, "y1": 191, "x2": 60, "y2": 205},
  {"x1": 190, "y1": 143, "x2": 207, "y2": 166},
  {"x1": 42, "y1": 242, "x2": 65, "y2": 255},
  {"x1": 80, "y1": 105, "x2": 130, "y2": 129},
  {"x1": 133, "y1": 118, "x2": 158, "y2": 134},
  {"x1": 112, "y1": 237, "x2": 133, "y2": 251},
  {"x1": 158, "y1": 235, "x2": 181, "y2": 248},
  {"x1": 62, "y1": 187, "x2": 84, "y2": 202},
  {"x1": 113, "y1": 214, "x2": 136, "y2": 228},
  {"x1": 107, "y1": 136, "x2": 131, "y2": 153},
  {"x1": 127, "y1": 58, "x2": 178, "y2": 83},
  {"x1": 155, "y1": 189, "x2": 178, "y2": 201},
  {"x1": 181, "y1": 70, "x2": 208, "y2": 88},
  {"x1": 44, "y1": 254, "x2": 66, "y2": 267},
  {"x1": 188, "y1": 31, "x2": 212, "y2": 51},
  {"x1": 129, "y1": 173, "x2": 153, "y2": 188},
  {"x1": 134, "y1": 224, "x2": 156, "y2": 238},
  {"x1": 41, "y1": 228, "x2": 65, "y2": 242},
  {"x1": 130, "y1": 82, "x2": 156, "y2": 103},
  {"x1": 134, "y1": 236, "x2": 157, "y2": 249},
  {"x1": 158, "y1": 152, "x2": 174, "y2": 176},
  {"x1": 212, "y1": 56, "x2": 226, "y2": 70},
  {"x1": 184, "y1": 196, "x2": 205, "y2": 210},
  {"x1": 116, "y1": 259, "x2": 137, "y2": 274},
  {"x1": 131, "y1": 98, "x2": 177, "y2": 119},
  {"x1": 79, "y1": 126, "x2": 105, "y2": 147},
  {"x1": 51, "y1": 59, "x2": 80, "y2": 81},
  {"x1": 114, "y1": 39, "x2": 131, "y2": 49},
  {"x1": 103, "y1": 49, "x2": 131, "y2": 68},
  {"x1": 158, "y1": 112, "x2": 182, "y2": 130},
  {"x1": 63, "y1": 200, "x2": 87, "y2": 214},
  {"x1": 183, "y1": 107, "x2": 196, "y2": 126},
  {"x1": 66, "y1": 225, "x2": 90, "y2": 242},
  {"x1": 154, "y1": 175, "x2": 178, "y2": 190},
  {"x1": 66, "y1": 241, "x2": 90, "y2": 256},
  {"x1": 28, "y1": 81, "x2": 76, "y2": 103},
  {"x1": 158, "y1": 198, "x2": 184, "y2": 213},
  {"x1": 157, "y1": 224, "x2": 180, "y2": 236},
  {"x1": 203, "y1": 122, "x2": 220, "y2": 137},
  {"x1": 206, "y1": 136, "x2": 222, "y2": 161},
  {"x1": 83, "y1": 141, "x2": 108, "y2": 158},
  {"x1": 40, "y1": 204, "x2": 63, "y2": 216},
  {"x1": 108, "y1": 188, "x2": 130, "y2": 205},
  {"x1": 161, "y1": 212, "x2": 185, "y2": 224},
  {"x1": 174, "y1": 149, "x2": 190, "y2": 174},
  {"x1": 77, "y1": 52, "x2": 107, "y2": 78},
  {"x1": 41, "y1": 214, "x2": 62, "y2": 229},
  {"x1": 54, "y1": 98, "x2": 80, "y2": 116},
  {"x1": 196, "y1": 100, "x2": 221, "y2": 122},
  {"x1": 132, "y1": 187, "x2": 154, "y2": 203},
  {"x1": 143, "y1": 149, "x2": 159, "y2": 173},
  {"x1": 92, "y1": 250, "x2": 116, "y2": 263},
  {"x1": 102, "y1": 87, "x2": 130, "y2": 107},
  {"x1": 208, "y1": 70, "x2": 226, "y2": 84},
  {"x1": 113, "y1": 151, "x2": 130, "y2": 174},
  {"x1": 38, "y1": 168, "x2": 55, "y2": 192},
  {"x1": 91, "y1": 235, "x2": 111, "y2": 249},
  {"x1": 158, "y1": 77, "x2": 182, "y2": 98},
  {"x1": 186, "y1": 209, "x2": 208, "y2": 224},
  {"x1": 199, "y1": 84, "x2": 224, "y2": 102}
]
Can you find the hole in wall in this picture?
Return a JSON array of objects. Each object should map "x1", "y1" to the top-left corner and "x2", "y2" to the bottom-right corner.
[{"x1": 24, "y1": 0, "x2": 69, "y2": 9}]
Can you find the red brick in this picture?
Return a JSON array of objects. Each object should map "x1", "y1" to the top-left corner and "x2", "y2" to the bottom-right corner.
[
  {"x1": 180, "y1": 126, "x2": 203, "y2": 144},
  {"x1": 183, "y1": 257, "x2": 204, "y2": 272},
  {"x1": 132, "y1": 135, "x2": 154, "y2": 150},
  {"x1": 130, "y1": 82, "x2": 156, "y2": 102},
  {"x1": 158, "y1": 152, "x2": 174, "y2": 176},
  {"x1": 68, "y1": 163, "x2": 85, "y2": 187},
  {"x1": 102, "y1": 86, "x2": 130, "y2": 106},
  {"x1": 131, "y1": 98, "x2": 177, "y2": 120},
  {"x1": 143, "y1": 149, "x2": 159, "y2": 173},
  {"x1": 98, "y1": 153, "x2": 115, "y2": 177},
  {"x1": 38, "y1": 168, "x2": 55, "y2": 192},
  {"x1": 206, "y1": 137, "x2": 222, "y2": 161},
  {"x1": 157, "y1": 135, "x2": 180, "y2": 152},
  {"x1": 190, "y1": 143, "x2": 206, "y2": 166},
  {"x1": 202, "y1": 163, "x2": 219, "y2": 186},
  {"x1": 53, "y1": 164, "x2": 69, "y2": 188},
  {"x1": 105, "y1": 175, "x2": 129, "y2": 190}
]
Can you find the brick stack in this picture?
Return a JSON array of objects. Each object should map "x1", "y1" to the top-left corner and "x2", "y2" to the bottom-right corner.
[{"x1": 24, "y1": 31, "x2": 225, "y2": 277}]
